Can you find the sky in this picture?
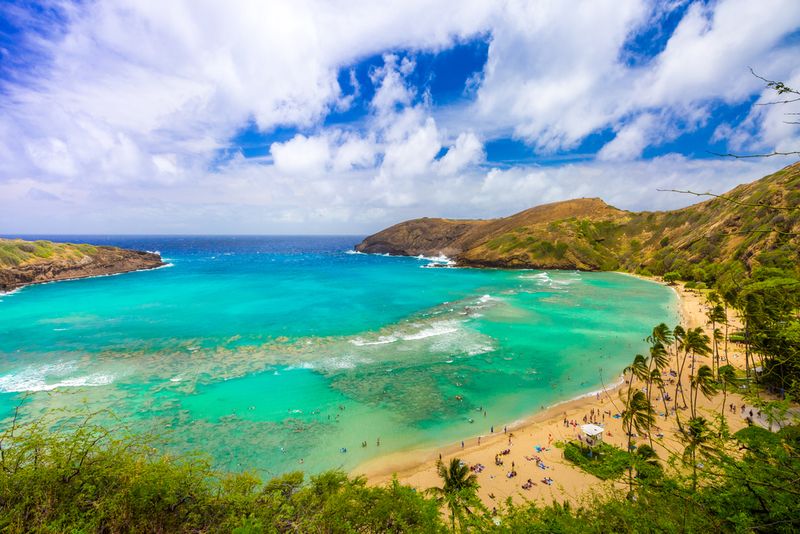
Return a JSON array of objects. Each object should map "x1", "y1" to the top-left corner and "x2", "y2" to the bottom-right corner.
[{"x1": 1, "y1": 0, "x2": 799, "y2": 235}]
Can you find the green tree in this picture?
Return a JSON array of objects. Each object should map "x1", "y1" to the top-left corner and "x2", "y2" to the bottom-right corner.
[
  {"x1": 707, "y1": 300, "x2": 727, "y2": 375},
  {"x1": 691, "y1": 364, "x2": 718, "y2": 419},
  {"x1": 622, "y1": 389, "x2": 655, "y2": 495},
  {"x1": 680, "y1": 416, "x2": 715, "y2": 492},
  {"x1": 717, "y1": 364, "x2": 738, "y2": 427},
  {"x1": 428, "y1": 458, "x2": 482, "y2": 533},
  {"x1": 676, "y1": 327, "x2": 711, "y2": 428}
]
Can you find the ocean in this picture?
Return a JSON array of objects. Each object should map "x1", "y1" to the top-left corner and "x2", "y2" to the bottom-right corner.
[{"x1": 0, "y1": 235, "x2": 677, "y2": 477}]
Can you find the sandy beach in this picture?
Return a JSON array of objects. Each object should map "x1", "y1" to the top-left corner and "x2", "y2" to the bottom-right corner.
[{"x1": 354, "y1": 279, "x2": 754, "y2": 506}]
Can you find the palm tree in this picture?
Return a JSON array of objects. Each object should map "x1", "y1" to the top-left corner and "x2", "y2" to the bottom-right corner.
[
  {"x1": 690, "y1": 364, "x2": 717, "y2": 419},
  {"x1": 622, "y1": 353, "x2": 649, "y2": 444},
  {"x1": 647, "y1": 323, "x2": 673, "y2": 347},
  {"x1": 680, "y1": 416, "x2": 714, "y2": 492},
  {"x1": 676, "y1": 327, "x2": 711, "y2": 428},
  {"x1": 625, "y1": 353, "x2": 650, "y2": 385},
  {"x1": 672, "y1": 325, "x2": 687, "y2": 410},
  {"x1": 717, "y1": 364, "x2": 738, "y2": 426},
  {"x1": 428, "y1": 458, "x2": 480, "y2": 533},
  {"x1": 707, "y1": 303, "x2": 726, "y2": 374},
  {"x1": 634, "y1": 443, "x2": 661, "y2": 482},
  {"x1": 622, "y1": 389, "x2": 655, "y2": 495}
]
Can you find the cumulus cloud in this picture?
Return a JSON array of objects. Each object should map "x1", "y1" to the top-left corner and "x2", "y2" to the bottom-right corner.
[
  {"x1": 0, "y1": 0, "x2": 798, "y2": 233},
  {"x1": 435, "y1": 131, "x2": 485, "y2": 174},
  {"x1": 598, "y1": 114, "x2": 659, "y2": 161},
  {"x1": 271, "y1": 135, "x2": 332, "y2": 176}
]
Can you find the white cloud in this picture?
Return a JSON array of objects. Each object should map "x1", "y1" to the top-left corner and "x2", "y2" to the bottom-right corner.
[
  {"x1": 271, "y1": 134, "x2": 331, "y2": 176},
  {"x1": 0, "y1": 0, "x2": 798, "y2": 233},
  {"x1": 469, "y1": 0, "x2": 800, "y2": 154},
  {"x1": 598, "y1": 114, "x2": 658, "y2": 161},
  {"x1": 435, "y1": 131, "x2": 485, "y2": 174}
]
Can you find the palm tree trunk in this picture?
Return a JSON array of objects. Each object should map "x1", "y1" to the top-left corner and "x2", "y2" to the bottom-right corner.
[
  {"x1": 711, "y1": 318, "x2": 717, "y2": 376},
  {"x1": 744, "y1": 319, "x2": 751, "y2": 381},
  {"x1": 723, "y1": 304, "x2": 729, "y2": 365},
  {"x1": 721, "y1": 385, "x2": 728, "y2": 430},
  {"x1": 646, "y1": 362, "x2": 654, "y2": 448},
  {"x1": 674, "y1": 350, "x2": 689, "y2": 428},
  {"x1": 659, "y1": 384, "x2": 670, "y2": 421},
  {"x1": 627, "y1": 415, "x2": 634, "y2": 495},
  {"x1": 625, "y1": 372, "x2": 635, "y2": 496}
]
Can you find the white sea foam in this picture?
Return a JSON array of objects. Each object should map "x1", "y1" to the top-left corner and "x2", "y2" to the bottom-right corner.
[
  {"x1": 466, "y1": 344, "x2": 494, "y2": 356},
  {"x1": 402, "y1": 321, "x2": 460, "y2": 341},
  {"x1": 0, "y1": 286, "x2": 23, "y2": 300},
  {"x1": 416, "y1": 253, "x2": 456, "y2": 268},
  {"x1": 349, "y1": 335, "x2": 398, "y2": 347},
  {"x1": 420, "y1": 262, "x2": 454, "y2": 269},
  {"x1": 316, "y1": 356, "x2": 369, "y2": 371},
  {"x1": 0, "y1": 362, "x2": 114, "y2": 393},
  {"x1": 520, "y1": 272, "x2": 551, "y2": 283}
]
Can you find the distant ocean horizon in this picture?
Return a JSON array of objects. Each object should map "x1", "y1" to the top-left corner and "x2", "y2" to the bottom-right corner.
[{"x1": 0, "y1": 235, "x2": 678, "y2": 476}]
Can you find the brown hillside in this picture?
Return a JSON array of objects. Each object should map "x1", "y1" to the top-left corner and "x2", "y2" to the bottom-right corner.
[{"x1": 356, "y1": 162, "x2": 800, "y2": 276}]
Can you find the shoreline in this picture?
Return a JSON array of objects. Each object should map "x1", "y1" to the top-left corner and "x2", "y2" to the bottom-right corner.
[
  {"x1": 0, "y1": 261, "x2": 170, "y2": 296},
  {"x1": 353, "y1": 276, "x2": 746, "y2": 505}
]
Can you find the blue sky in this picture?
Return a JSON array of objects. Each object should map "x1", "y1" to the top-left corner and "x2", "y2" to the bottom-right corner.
[{"x1": 1, "y1": 0, "x2": 799, "y2": 234}]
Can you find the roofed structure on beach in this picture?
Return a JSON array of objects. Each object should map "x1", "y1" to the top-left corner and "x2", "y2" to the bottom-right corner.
[{"x1": 581, "y1": 424, "x2": 604, "y2": 439}]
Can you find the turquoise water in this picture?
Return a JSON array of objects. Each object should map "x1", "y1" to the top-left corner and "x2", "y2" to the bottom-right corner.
[{"x1": 0, "y1": 236, "x2": 677, "y2": 476}]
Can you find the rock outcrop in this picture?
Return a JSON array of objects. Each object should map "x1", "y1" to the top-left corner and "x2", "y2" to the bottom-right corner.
[{"x1": 0, "y1": 239, "x2": 164, "y2": 292}]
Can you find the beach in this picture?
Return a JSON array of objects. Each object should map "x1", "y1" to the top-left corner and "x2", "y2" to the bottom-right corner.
[{"x1": 355, "y1": 280, "x2": 753, "y2": 506}]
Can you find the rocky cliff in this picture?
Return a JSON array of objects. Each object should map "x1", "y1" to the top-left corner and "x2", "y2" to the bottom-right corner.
[
  {"x1": 0, "y1": 239, "x2": 164, "y2": 292},
  {"x1": 356, "y1": 162, "x2": 800, "y2": 277}
]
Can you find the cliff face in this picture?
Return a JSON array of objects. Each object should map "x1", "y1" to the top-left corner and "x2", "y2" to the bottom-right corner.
[
  {"x1": 356, "y1": 162, "x2": 800, "y2": 275},
  {"x1": 0, "y1": 239, "x2": 164, "y2": 292}
]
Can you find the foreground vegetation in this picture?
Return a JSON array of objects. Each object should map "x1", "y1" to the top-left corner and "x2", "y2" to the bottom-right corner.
[{"x1": 0, "y1": 406, "x2": 798, "y2": 532}]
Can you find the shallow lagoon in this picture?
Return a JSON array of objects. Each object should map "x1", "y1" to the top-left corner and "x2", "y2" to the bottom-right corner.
[{"x1": 0, "y1": 236, "x2": 677, "y2": 475}]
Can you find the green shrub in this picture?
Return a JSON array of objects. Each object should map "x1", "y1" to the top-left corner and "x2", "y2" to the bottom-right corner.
[{"x1": 562, "y1": 441, "x2": 628, "y2": 480}]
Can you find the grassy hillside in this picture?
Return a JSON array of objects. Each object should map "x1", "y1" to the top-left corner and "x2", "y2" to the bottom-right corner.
[
  {"x1": 0, "y1": 239, "x2": 100, "y2": 268},
  {"x1": 0, "y1": 238, "x2": 163, "y2": 291},
  {"x1": 358, "y1": 162, "x2": 800, "y2": 282}
]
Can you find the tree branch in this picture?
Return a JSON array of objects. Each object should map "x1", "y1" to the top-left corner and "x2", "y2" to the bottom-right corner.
[
  {"x1": 707, "y1": 150, "x2": 800, "y2": 159},
  {"x1": 656, "y1": 189, "x2": 799, "y2": 211}
]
